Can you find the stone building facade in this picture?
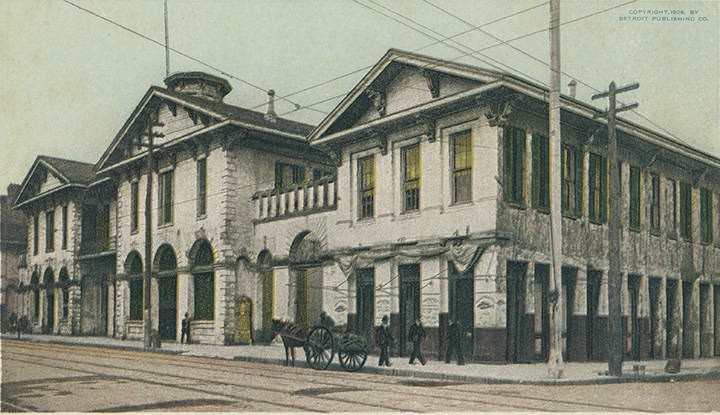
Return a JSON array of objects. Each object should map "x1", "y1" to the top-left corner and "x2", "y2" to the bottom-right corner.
[
  {"x1": 1, "y1": 184, "x2": 27, "y2": 329},
  {"x1": 251, "y1": 49, "x2": 720, "y2": 362},
  {"x1": 11, "y1": 51, "x2": 720, "y2": 362}
]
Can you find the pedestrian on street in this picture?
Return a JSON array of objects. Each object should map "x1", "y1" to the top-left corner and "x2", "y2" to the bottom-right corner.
[
  {"x1": 376, "y1": 315, "x2": 393, "y2": 367},
  {"x1": 445, "y1": 319, "x2": 465, "y2": 365},
  {"x1": 408, "y1": 318, "x2": 426, "y2": 365},
  {"x1": 181, "y1": 312, "x2": 191, "y2": 344}
]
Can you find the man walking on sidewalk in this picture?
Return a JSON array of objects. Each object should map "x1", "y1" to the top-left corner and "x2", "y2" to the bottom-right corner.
[
  {"x1": 181, "y1": 313, "x2": 191, "y2": 344},
  {"x1": 376, "y1": 315, "x2": 393, "y2": 367},
  {"x1": 445, "y1": 319, "x2": 465, "y2": 365},
  {"x1": 408, "y1": 318, "x2": 426, "y2": 365}
]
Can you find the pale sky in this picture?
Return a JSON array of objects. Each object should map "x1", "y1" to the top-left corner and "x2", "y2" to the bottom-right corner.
[{"x1": 1, "y1": 0, "x2": 718, "y2": 192}]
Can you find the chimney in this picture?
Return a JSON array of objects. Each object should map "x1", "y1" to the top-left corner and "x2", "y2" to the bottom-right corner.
[
  {"x1": 264, "y1": 89, "x2": 277, "y2": 122},
  {"x1": 568, "y1": 80, "x2": 577, "y2": 99}
]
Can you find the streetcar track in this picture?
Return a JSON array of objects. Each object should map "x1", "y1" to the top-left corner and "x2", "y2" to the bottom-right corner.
[
  {"x1": 4, "y1": 351, "x2": 417, "y2": 413},
  {"x1": 2, "y1": 341, "x2": 676, "y2": 412},
  {"x1": 3, "y1": 347, "x2": 599, "y2": 413}
]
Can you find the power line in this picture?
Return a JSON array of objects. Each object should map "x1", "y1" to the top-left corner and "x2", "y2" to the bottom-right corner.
[
  {"x1": 252, "y1": 1, "x2": 549, "y2": 110},
  {"x1": 422, "y1": 0, "x2": 693, "y2": 147},
  {"x1": 60, "y1": 0, "x2": 324, "y2": 115},
  {"x1": 280, "y1": 0, "x2": 637, "y2": 118}
]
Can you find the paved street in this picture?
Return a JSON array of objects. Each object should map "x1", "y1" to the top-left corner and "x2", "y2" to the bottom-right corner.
[{"x1": 2, "y1": 340, "x2": 719, "y2": 412}]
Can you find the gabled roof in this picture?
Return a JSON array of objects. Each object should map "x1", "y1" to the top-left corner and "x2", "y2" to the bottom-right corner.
[
  {"x1": 95, "y1": 85, "x2": 314, "y2": 173},
  {"x1": 14, "y1": 156, "x2": 95, "y2": 208},
  {"x1": 309, "y1": 49, "x2": 720, "y2": 171}
]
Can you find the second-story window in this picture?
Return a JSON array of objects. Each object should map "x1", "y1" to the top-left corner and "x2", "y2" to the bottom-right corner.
[
  {"x1": 33, "y1": 215, "x2": 39, "y2": 255},
  {"x1": 197, "y1": 158, "x2": 207, "y2": 217},
  {"x1": 61, "y1": 205, "x2": 68, "y2": 250},
  {"x1": 503, "y1": 126, "x2": 525, "y2": 205},
  {"x1": 130, "y1": 181, "x2": 139, "y2": 233},
  {"x1": 159, "y1": 170, "x2": 173, "y2": 225},
  {"x1": 402, "y1": 144, "x2": 420, "y2": 212},
  {"x1": 531, "y1": 133, "x2": 549, "y2": 211},
  {"x1": 45, "y1": 209, "x2": 55, "y2": 252},
  {"x1": 451, "y1": 130, "x2": 472, "y2": 204},
  {"x1": 588, "y1": 153, "x2": 607, "y2": 224},
  {"x1": 700, "y1": 188, "x2": 713, "y2": 244},
  {"x1": 679, "y1": 181, "x2": 692, "y2": 240},
  {"x1": 667, "y1": 178, "x2": 677, "y2": 239},
  {"x1": 629, "y1": 166, "x2": 641, "y2": 231},
  {"x1": 650, "y1": 174, "x2": 660, "y2": 234},
  {"x1": 358, "y1": 155, "x2": 375, "y2": 219},
  {"x1": 275, "y1": 162, "x2": 305, "y2": 189},
  {"x1": 562, "y1": 145, "x2": 582, "y2": 217}
]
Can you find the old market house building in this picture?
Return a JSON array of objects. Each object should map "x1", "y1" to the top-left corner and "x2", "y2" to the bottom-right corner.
[{"x1": 12, "y1": 51, "x2": 720, "y2": 363}]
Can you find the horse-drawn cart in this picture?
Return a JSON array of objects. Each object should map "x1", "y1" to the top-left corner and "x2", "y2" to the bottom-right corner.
[
  {"x1": 276, "y1": 321, "x2": 370, "y2": 372},
  {"x1": 305, "y1": 326, "x2": 370, "y2": 372}
]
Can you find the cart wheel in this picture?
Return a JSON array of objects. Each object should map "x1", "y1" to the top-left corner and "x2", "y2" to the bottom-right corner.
[
  {"x1": 306, "y1": 326, "x2": 334, "y2": 370},
  {"x1": 338, "y1": 349, "x2": 367, "y2": 372}
]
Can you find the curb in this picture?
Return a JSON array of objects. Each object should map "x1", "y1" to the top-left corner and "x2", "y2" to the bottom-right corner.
[
  {"x1": 4, "y1": 336, "x2": 183, "y2": 356},
  {"x1": 232, "y1": 354, "x2": 720, "y2": 386}
]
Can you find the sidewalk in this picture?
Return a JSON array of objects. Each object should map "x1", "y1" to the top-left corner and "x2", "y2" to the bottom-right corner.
[{"x1": 4, "y1": 333, "x2": 720, "y2": 385}]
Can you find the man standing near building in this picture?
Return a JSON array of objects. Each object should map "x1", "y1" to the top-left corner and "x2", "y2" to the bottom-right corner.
[
  {"x1": 376, "y1": 315, "x2": 393, "y2": 367},
  {"x1": 445, "y1": 319, "x2": 465, "y2": 365},
  {"x1": 181, "y1": 312, "x2": 191, "y2": 344},
  {"x1": 408, "y1": 318, "x2": 426, "y2": 365}
]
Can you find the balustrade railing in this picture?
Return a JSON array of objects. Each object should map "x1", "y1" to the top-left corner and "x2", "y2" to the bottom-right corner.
[{"x1": 253, "y1": 176, "x2": 337, "y2": 221}]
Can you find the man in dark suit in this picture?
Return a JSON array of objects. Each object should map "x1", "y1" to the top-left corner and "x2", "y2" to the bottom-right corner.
[
  {"x1": 408, "y1": 318, "x2": 426, "y2": 365},
  {"x1": 445, "y1": 319, "x2": 465, "y2": 365},
  {"x1": 376, "y1": 315, "x2": 393, "y2": 367},
  {"x1": 181, "y1": 312, "x2": 191, "y2": 344}
]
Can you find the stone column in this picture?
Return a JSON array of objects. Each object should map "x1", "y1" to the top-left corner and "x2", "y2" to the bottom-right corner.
[
  {"x1": 700, "y1": 283, "x2": 714, "y2": 357},
  {"x1": 322, "y1": 263, "x2": 346, "y2": 327},
  {"x1": 375, "y1": 260, "x2": 392, "y2": 325},
  {"x1": 421, "y1": 257, "x2": 441, "y2": 358},
  {"x1": 216, "y1": 266, "x2": 234, "y2": 345},
  {"x1": 177, "y1": 270, "x2": 191, "y2": 340}
]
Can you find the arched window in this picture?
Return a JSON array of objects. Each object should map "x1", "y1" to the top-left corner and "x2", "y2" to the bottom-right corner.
[
  {"x1": 125, "y1": 252, "x2": 143, "y2": 321},
  {"x1": 191, "y1": 240, "x2": 214, "y2": 321}
]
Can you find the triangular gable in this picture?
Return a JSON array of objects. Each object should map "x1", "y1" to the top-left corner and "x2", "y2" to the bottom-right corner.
[
  {"x1": 309, "y1": 49, "x2": 503, "y2": 142},
  {"x1": 15, "y1": 158, "x2": 73, "y2": 207},
  {"x1": 95, "y1": 86, "x2": 229, "y2": 173}
]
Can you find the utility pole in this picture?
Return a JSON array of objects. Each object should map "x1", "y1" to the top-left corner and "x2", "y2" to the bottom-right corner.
[
  {"x1": 138, "y1": 110, "x2": 164, "y2": 349},
  {"x1": 591, "y1": 82, "x2": 639, "y2": 376},
  {"x1": 164, "y1": 0, "x2": 170, "y2": 77},
  {"x1": 547, "y1": 0, "x2": 564, "y2": 379}
]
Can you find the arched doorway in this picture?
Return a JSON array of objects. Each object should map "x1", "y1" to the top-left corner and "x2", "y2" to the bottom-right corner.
[
  {"x1": 257, "y1": 250, "x2": 274, "y2": 340},
  {"x1": 289, "y1": 231, "x2": 324, "y2": 327},
  {"x1": 59, "y1": 268, "x2": 70, "y2": 321},
  {"x1": 43, "y1": 268, "x2": 55, "y2": 334},
  {"x1": 189, "y1": 240, "x2": 214, "y2": 322},
  {"x1": 124, "y1": 252, "x2": 143, "y2": 322},
  {"x1": 155, "y1": 244, "x2": 177, "y2": 340}
]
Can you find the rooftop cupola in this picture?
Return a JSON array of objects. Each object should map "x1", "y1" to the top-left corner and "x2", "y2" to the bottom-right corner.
[{"x1": 164, "y1": 71, "x2": 232, "y2": 102}]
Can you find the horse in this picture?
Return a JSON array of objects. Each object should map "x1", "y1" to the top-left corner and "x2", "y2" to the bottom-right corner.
[{"x1": 272, "y1": 319, "x2": 310, "y2": 367}]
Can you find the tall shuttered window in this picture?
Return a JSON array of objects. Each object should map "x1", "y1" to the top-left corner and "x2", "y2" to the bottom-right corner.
[
  {"x1": 668, "y1": 179, "x2": 677, "y2": 239},
  {"x1": 700, "y1": 188, "x2": 713, "y2": 244},
  {"x1": 451, "y1": 130, "x2": 472, "y2": 204},
  {"x1": 503, "y1": 127, "x2": 525, "y2": 205},
  {"x1": 158, "y1": 171, "x2": 173, "y2": 225},
  {"x1": 588, "y1": 153, "x2": 607, "y2": 223},
  {"x1": 197, "y1": 158, "x2": 207, "y2": 217},
  {"x1": 650, "y1": 174, "x2": 661, "y2": 234},
  {"x1": 629, "y1": 166, "x2": 641, "y2": 231},
  {"x1": 61, "y1": 205, "x2": 68, "y2": 250},
  {"x1": 531, "y1": 133, "x2": 549, "y2": 211},
  {"x1": 358, "y1": 155, "x2": 375, "y2": 219},
  {"x1": 33, "y1": 215, "x2": 39, "y2": 255},
  {"x1": 562, "y1": 145, "x2": 583, "y2": 218},
  {"x1": 274, "y1": 162, "x2": 305, "y2": 189},
  {"x1": 129, "y1": 279, "x2": 143, "y2": 321},
  {"x1": 679, "y1": 182, "x2": 692, "y2": 240},
  {"x1": 45, "y1": 210, "x2": 55, "y2": 252},
  {"x1": 130, "y1": 181, "x2": 139, "y2": 233},
  {"x1": 402, "y1": 144, "x2": 421, "y2": 212}
]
